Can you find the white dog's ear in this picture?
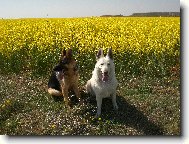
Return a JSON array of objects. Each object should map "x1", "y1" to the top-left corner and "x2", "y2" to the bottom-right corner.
[
  {"x1": 107, "y1": 48, "x2": 113, "y2": 59},
  {"x1": 96, "y1": 48, "x2": 104, "y2": 60}
]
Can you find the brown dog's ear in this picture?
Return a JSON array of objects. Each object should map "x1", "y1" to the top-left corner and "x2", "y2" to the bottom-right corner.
[
  {"x1": 62, "y1": 48, "x2": 66, "y2": 56},
  {"x1": 66, "y1": 49, "x2": 73, "y2": 58},
  {"x1": 60, "y1": 48, "x2": 66, "y2": 60},
  {"x1": 96, "y1": 48, "x2": 104, "y2": 60},
  {"x1": 107, "y1": 48, "x2": 113, "y2": 59}
]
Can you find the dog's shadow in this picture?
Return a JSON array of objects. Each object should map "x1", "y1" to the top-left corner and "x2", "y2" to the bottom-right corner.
[
  {"x1": 52, "y1": 90, "x2": 164, "y2": 135},
  {"x1": 79, "y1": 90, "x2": 164, "y2": 135}
]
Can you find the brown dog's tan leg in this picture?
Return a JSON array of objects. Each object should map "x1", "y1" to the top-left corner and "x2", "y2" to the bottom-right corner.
[
  {"x1": 62, "y1": 85, "x2": 70, "y2": 107},
  {"x1": 73, "y1": 84, "x2": 83, "y2": 104}
]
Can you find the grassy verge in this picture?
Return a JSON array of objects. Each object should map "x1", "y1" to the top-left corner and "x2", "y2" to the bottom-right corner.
[{"x1": 0, "y1": 72, "x2": 180, "y2": 135}]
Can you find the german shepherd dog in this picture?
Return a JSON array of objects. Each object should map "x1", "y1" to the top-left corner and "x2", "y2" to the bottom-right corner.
[
  {"x1": 48, "y1": 49, "x2": 83, "y2": 106},
  {"x1": 86, "y1": 48, "x2": 118, "y2": 118}
]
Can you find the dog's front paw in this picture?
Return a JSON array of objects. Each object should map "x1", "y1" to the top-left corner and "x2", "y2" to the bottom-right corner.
[
  {"x1": 64, "y1": 99, "x2": 71, "y2": 108},
  {"x1": 95, "y1": 113, "x2": 100, "y2": 119},
  {"x1": 95, "y1": 111, "x2": 101, "y2": 119},
  {"x1": 114, "y1": 104, "x2": 118, "y2": 111}
]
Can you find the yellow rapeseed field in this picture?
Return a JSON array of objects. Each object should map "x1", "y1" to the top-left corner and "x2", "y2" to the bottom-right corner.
[{"x1": 0, "y1": 17, "x2": 180, "y2": 78}]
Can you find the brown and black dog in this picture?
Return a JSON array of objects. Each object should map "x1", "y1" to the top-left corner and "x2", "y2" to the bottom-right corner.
[{"x1": 48, "y1": 49, "x2": 83, "y2": 106}]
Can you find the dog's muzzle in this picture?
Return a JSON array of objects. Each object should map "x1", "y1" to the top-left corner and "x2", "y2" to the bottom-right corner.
[{"x1": 102, "y1": 71, "x2": 109, "y2": 82}]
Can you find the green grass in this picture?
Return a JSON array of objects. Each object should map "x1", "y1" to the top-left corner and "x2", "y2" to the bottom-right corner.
[{"x1": 0, "y1": 72, "x2": 180, "y2": 135}]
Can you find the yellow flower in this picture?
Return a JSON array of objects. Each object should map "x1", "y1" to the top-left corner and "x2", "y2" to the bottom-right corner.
[{"x1": 51, "y1": 124, "x2": 56, "y2": 128}]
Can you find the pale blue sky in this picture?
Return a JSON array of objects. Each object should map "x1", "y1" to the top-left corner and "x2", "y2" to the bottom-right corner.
[{"x1": 0, "y1": 0, "x2": 180, "y2": 18}]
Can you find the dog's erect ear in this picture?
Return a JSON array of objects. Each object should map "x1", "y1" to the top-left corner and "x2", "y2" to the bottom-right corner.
[
  {"x1": 66, "y1": 49, "x2": 73, "y2": 59},
  {"x1": 107, "y1": 48, "x2": 113, "y2": 59},
  {"x1": 96, "y1": 48, "x2": 104, "y2": 60},
  {"x1": 62, "y1": 48, "x2": 66, "y2": 56},
  {"x1": 60, "y1": 48, "x2": 66, "y2": 60}
]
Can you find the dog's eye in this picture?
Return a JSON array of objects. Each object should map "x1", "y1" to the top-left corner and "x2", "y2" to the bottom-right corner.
[
  {"x1": 100, "y1": 63, "x2": 104, "y2": 66},
  {"x1": 107, "y1": 63, "x2": 110, "y2": 66}
]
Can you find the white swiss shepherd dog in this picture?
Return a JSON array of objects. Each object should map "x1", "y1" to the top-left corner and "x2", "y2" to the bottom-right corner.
[{"x1": 86, "y1": 48, "x2": 118, "y2": 118}]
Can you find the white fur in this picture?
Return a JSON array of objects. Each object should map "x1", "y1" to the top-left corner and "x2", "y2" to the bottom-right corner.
[{"x1": 86, "y1": 49, "x2": 118, "y2": 118}]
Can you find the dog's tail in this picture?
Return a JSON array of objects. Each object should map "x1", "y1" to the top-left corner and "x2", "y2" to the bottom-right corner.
[{"x1": 48, "y1": 88, "x2": 62, "y2": 96}]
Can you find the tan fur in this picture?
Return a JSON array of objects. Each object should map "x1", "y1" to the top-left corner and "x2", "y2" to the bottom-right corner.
[
  {"x1": 48, "y1": 88, "x2": 62, "y2": 96},
  {"x1": 48, "y1": 49, "x2": 83, "y2": 106},
  {"x1": 60, "y1": 59, "x2": 82, "y2": 106}
]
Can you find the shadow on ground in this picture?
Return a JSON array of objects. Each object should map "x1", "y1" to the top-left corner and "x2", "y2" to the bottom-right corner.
[{"x1": 79, "y1": 90, "x2": 164, "y2": 135}]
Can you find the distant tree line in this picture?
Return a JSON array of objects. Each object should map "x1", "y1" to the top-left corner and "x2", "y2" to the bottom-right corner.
[
  {"x1": 100, "y1": 12, "x2": 180, "y2": 17},
  {"x1": 130, "y1": 12, "x2": 180, "y2": 17}
]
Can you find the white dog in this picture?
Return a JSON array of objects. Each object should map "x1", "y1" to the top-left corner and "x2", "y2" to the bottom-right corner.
[{"x1": 86, "y1": 48, "x2": 118, "y2": 118}]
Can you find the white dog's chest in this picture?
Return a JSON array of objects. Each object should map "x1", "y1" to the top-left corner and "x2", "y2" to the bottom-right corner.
[
  {"x1": 93, "y1": 81, "x2": 117, "y2": 98},
  {"x1": 100, "y1": 88, "x2": 113, "y2": 98}
]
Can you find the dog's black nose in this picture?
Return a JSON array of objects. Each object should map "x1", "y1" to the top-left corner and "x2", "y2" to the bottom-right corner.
[{"x1": 104, "y1": 71, "x2": 108, "y2": 75}]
